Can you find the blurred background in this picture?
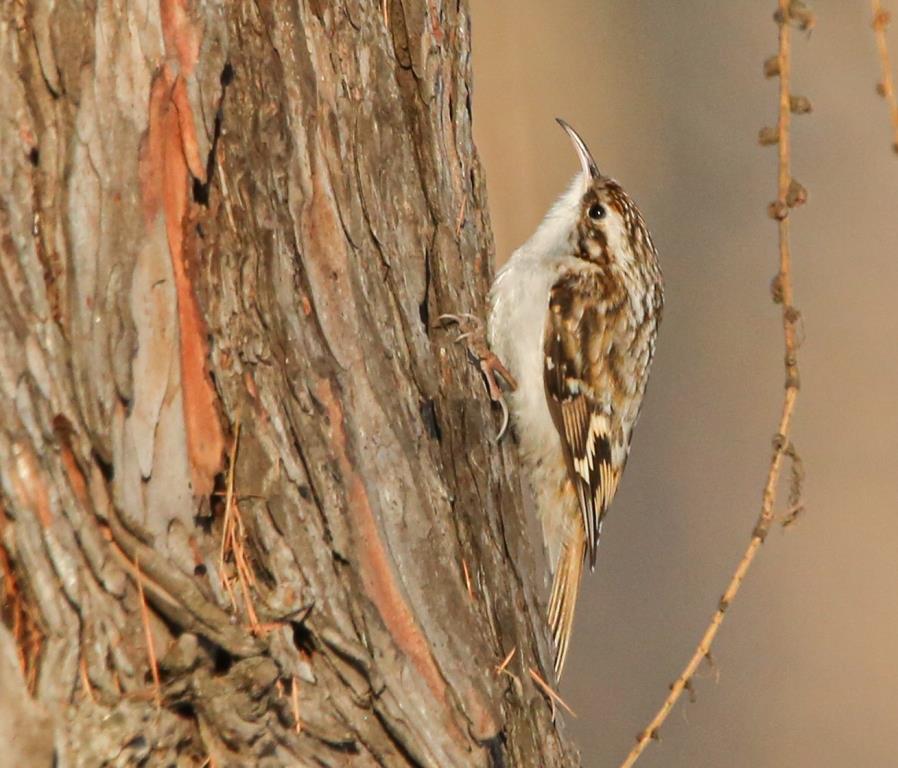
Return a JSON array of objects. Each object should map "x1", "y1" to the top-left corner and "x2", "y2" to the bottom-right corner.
[{"x1": 472, "y1": 1, "x2": 898, "y2": 766}]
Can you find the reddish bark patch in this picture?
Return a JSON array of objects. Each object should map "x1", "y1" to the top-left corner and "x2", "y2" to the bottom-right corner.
[
  {"x1": 315, "y1": 378, "x2": 451, "y2": 708},
  {"x1": 139, "y1": 65, "x2": 223, "y2": 496},
  {"x1": 427, "y1": 0, "x2": 444, "y2": 45},
  {"x1": 160, "y1": 0, "x2": 200, "y2": 77},
  {"x1": 0, "y1": 506, "x2": 43, "y2": 692}
]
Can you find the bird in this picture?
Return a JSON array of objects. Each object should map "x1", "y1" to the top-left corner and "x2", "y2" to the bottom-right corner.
[{"x1": 486, "y1": 119, "x2": 663, "y2": 679}]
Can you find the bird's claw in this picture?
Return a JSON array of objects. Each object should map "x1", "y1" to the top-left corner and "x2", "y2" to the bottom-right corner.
[
  {"x1": 439, "y1": 313, "x2": 517, "y2": 442},
  {"x1": 495, "y1": 397, "x2": 510, "y2": 443}
]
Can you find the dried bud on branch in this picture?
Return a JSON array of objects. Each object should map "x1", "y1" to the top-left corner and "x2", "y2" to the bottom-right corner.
[
  {"x1": 873, "y1": 8, "x2": 891, "y2": 29},
  {"x1": 789, "y1": 95, "x2": 813, "y2": 114},
  {"x1": 774, "y1": 0, "x2": 816, "y2": 31},
  {"x1": 758, "y1": 126, "x2": 779, "y2": 146},
  {"x1": 770, "y1": 272, "x2": 785, "y2": 305},
  {"x1": 768, "y1": 201, "x2": 789, "y2": 220},
  {"x1": 786, "y1": 178, "x2": 808, "y2": 207}
]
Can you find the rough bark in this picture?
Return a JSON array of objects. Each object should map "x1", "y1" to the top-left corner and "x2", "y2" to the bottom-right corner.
[{"x1": 0, "y1": 2, "x2": 577, "y2": 766}]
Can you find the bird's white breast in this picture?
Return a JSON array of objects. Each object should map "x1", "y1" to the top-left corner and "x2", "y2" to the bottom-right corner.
[
  {"x1": 489, "y1": 244, "x2": 596, "y2": 571},
  {"x1": 489, "y1": 251, "x2": 560, "y2": 465},
  {"x1": 488, "y1": 174, "x2": 588, "y2": 468}
]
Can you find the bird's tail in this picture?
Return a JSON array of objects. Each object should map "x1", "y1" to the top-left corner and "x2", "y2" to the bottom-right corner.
[{"x1": 547, "y1": 522, "x2": 586, "y2": 680}]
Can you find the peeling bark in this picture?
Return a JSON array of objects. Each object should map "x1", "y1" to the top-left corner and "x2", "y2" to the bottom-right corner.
[{"x1": 0, "y1": 2, "x2": 578, "y2": 765}]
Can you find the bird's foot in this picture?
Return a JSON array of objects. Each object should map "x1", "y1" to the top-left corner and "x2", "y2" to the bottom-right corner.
[{"x1": 439, "y1": 314, "x2": 518, "y2": 442}]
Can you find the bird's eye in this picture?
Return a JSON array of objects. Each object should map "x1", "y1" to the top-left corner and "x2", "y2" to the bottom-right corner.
[{"x1": 588, "y1": 203, "x2": 606, "y2": 221}]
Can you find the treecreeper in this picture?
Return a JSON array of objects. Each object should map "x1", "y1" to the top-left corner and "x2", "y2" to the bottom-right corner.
[{"x1": 447, "y1": 119, "x2": 663, "y2": 679}]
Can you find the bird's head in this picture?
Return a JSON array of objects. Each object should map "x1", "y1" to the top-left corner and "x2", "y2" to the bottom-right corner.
[{"x1": 556, "y1": 118, "x2": 656, "y2": 269}]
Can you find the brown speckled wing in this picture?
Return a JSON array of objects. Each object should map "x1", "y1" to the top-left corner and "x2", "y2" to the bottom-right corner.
[{"x1": 543, "y1": 274, "x2": 622, "y2": 568}]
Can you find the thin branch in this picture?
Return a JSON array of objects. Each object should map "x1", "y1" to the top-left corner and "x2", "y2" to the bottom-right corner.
[
  {"x1": 872, "y1": 1, "x2": 898, "y2": 153},
  {"x1": 618, "y1": 2, "x2": 807, "y2": 765},
  {"x1": 135, "y1": 555, "x2": 162, "y2": 708},
  {"x1": 79, "y1": 654, "x2": 96, "y2": 703},
  {"x1": 495, "y1": 646, "x2": 516, "y2": 675},
  {"x1": 218, "y1": 421, "x2": 261, "y2": 633},
  {"x1": 495, "y1": 647, "x2": 520, "y2": 688},
  {"x1": 291, "y1": 676, "x2": 302, "y2": 734},
  {"x1": 528, "y1": 667, "x2": 577, "y2": 719},
  {"x1": 461, "y1": 558, "x2": 474, "y2": 600},
  {"x1": 218, "y1": 420, "x2": 241, "y2": 573}
]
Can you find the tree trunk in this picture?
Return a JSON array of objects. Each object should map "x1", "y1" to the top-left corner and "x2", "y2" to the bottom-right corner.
[{"x1": 0, "y1": 2, "x2": 577, "y2": 766}]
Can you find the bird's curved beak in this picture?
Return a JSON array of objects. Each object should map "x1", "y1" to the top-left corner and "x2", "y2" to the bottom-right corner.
[{"x1": 556, "y1": 118, "x2": 600, "y2": 190}]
